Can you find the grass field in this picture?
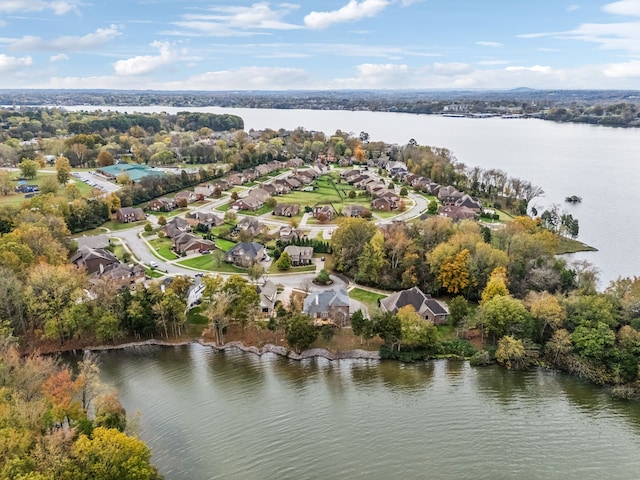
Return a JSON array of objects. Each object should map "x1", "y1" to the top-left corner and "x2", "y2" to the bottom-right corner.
[
  {"x1": 0, "y1": 171, "x2": 60, "y2": 207},
  {"x1": 348, "y1": 287, "x2": 387, "y2": 311},
  {"x1": 215, "y1": 238, "x2": 236, "y2": 252},
  {"x1": 148, "y1": 237, "x2": 178, "y2": 260},
  {"x1": 268, "y1": 262, "x2": 316, "y2": 274},
  {"x1": 177, "y1": 255, "x2": 245, "y2": 273},
  {"x1": 147, "y1": 208, "x2": 189, "y2": 219}
]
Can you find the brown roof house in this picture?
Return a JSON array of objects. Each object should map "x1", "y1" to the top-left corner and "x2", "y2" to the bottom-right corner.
[
  {"x1": 312, "y1": 204, "x2": 336, "y2": 221},
  {"x1": 71, "y1": 246, "x2": 120, "y2": 274},
  {"x1": 284, "y1": 245, "x2": 313, "y2": 266},
  {"x1": 174, "y1": 190, "x2": 203, "y2": 205},
  {"x1": 257, "y1": 279, "x2": 278, "y2": 316},
  {"x1": 379, "y1": 286, "x2": 449, "y2": 325},
  {"x1": 278, "y1": 226, "x2": 304, "y2": 242},
  {"x1": 371, "y1": 197, "x2": 395, "y2": 211},
  {"x1": 161, "y1": 216, "x2": 192, "y2": 238},
  {"x1": 247, "y1": 187, "x2": 271, "y2": 203},
  {"x1": 147, "y1": 197, "x2": 177, "y2": 212},
  {"x1": 273, "y1": 203, "x2": 300, "y2": 217},
  {"x1": 116, "y1": 207, "x2": 145, "y2": 223},
  {"x1": 303, "y1": 288, "x2": 351, "y2": 327},
  {"x1": 233, "y1": 196, "x2": 263, "y2": 211},
  {"x1": 94, "y1": 263, "x2": 146, "y2": 287},
  {"x1": 342, "y1": 204, "x2": 369, "y2": 218},
  {"x1": 172, "y1": 233, "x2": 215, "y2": 256}
]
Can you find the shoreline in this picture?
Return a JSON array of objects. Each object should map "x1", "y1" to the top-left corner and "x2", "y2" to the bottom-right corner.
[{"x1": 83, "y1": 338, "x2": 381, "y2": 361}]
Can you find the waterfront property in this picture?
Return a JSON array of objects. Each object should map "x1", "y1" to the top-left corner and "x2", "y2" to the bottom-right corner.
[
  {"x1": 380, "y1": 286, "x2": 450, "y2": 325},
  {"x1": 303, "y1": 288, "x2": 350, "y2": 327}
]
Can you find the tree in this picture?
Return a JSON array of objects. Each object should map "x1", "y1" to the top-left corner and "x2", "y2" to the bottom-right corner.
[
  {"x1": 152, "y1": 290, "x2": 187, "y2": 338},
  {"x1": 157, "y1": 215, "x2": 167, "y2": 226},
  {"x1": 448, "y1": 296, "x2": 469, "y2": 327},
  {"x1": 526, "y1": 291, "x2": 566, "y2": 338},
  {"x1": 495, "y1": 335, "x2": 529, "y2": 370},
  {"x1": 285, "y1": 314, "x2": 318, "y2": 353},
  {"x1": 545, "y1": 328, "x2": 573, "y2": 362},
  {"x1": 373, "y1": 311, "x2": 401, "y2": 351},
  {"x1": 437, "y1": 248, "x2": 473, "y2": 295},
  {"x1": 55, "y1": 156, "x2": 72, "y2": 185},
  {"x1": 247, "y1": 263, "x2": 265, "y2": 283},
  {"x1": 356, "y1": 231, "x2": 387, "y2": 284},
  {"x1": 397, "y1": 305, "x2": 437, "y2": 351},
  {"x1": 40, "y1": 175, "x2": 60, "y2": 195},
  {"x1": 331, "y1": 217, "x2": 377, "y2": 276},
  {"x1": 480, "y1": 266, "x2": 509, "y2": 304},
  {"x1": 0, "y1": 169, "x2": 12, "y2": 196},
  {"x1": 571, "y1": 321, "x2": 615, "y2": 363},
  {"x1": 97, "y1": 150, "x2": 115, "y2": 167},
  {"x1": 203, "y1": 290, "x2": 235, "y2": 345},
  {"x1": 478, "y1": 295, "x2": 530, "y2": 341},
  {"x1": 18, "y1": 159, "x2": 38, "y2": 179},
  {"x1": 351, "y1": 309, "x2": 374, "y2": 345},
  {"x1": 275, "y1": 251, "x2": 291, "y2": 271},
  {"x1": 72, "y1": 427, "x2": 160, "y2": 480},
  {"x1": 427, "y1": 200, "x2": 438, "y2": 214}
]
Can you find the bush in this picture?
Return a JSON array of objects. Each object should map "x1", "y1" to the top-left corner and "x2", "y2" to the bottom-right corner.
[
  {"x1": 469, "y1": 349, "x2": 493, "y2": 366},
  {"x1": 439, "y1": 340, "x2": 476, "y2": 358}
]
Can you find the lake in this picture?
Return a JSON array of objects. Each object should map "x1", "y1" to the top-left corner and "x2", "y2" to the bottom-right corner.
[
  {"x1": 94, "y1": 343, "x2": 640, "y2": 480},
  {"x1": 64, "y1": 105, "x2": 640, "y2": 287}
]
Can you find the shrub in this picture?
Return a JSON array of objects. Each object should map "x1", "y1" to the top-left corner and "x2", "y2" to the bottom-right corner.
[{"x1": 469, "y1": 349, "x2": 493, "y2": 366}]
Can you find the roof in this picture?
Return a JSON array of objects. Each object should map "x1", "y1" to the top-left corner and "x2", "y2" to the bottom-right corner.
[
  {"x1": 380, "y1": 286, "x2": 449, "y2": 318},
  {"x1": 284, "y1": 245, "x2": 313, "y2": 257},
  {"x1": 303, "y1": 288, "x2": 350, "y2": 315},
  {"x1": 99, "y1": 163, "x2": 164, "y2": 183},
  {"x1": 227, "y1": 242, "x2": 264, "y2": 258}
]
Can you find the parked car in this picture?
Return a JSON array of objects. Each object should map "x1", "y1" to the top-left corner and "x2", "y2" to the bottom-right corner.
[{"x1": 149, "y1": 261, "x2": 158, "y2": 268}]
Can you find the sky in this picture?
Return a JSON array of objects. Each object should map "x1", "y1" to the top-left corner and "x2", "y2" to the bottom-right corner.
[{"x1": 0, "y1": 0, "x2": 639, "y2": 91}]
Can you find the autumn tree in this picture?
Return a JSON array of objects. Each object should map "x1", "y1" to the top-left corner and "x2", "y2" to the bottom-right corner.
[
  {"x1": 495, "y1": 335, "x2": 529, "y2": 370},
  {"x1": 397, "y1": 305, "x2": 437, "y2": 352},
  {"x1": 18, "y1": 159, "x2": 38, "y2": 179},
  {"x1": 437, "y1": 248, "x2": 473, "y2": 295},
  {"x1": 55, "y1": 156, "x2": 72, "y2": 185},
  {"x1": 480, "y1": 266, "x2": 509, "y2": 304},
  {"x1": 478, "y1": 295, "x2": 530, "y2": 341},
  {"x1": 97, "y1": 150, "x2": 115, "y2": 167}
]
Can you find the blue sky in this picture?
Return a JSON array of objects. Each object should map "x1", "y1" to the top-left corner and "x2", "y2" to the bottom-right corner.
[{"x1": 0, "y1": 0, "x2": 639, "y2": 90}]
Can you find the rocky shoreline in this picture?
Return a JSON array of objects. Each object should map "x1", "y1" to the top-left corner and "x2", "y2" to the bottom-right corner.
[{"x1": 84, "y1": 338, "x2": 381, "y2": 361}]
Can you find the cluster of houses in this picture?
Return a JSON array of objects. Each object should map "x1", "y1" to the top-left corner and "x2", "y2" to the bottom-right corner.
[
  {"x1": 71, "y1": 235, "x2": 146, "y2": 287},
  {"x1": 340, "y1": 168, "x2": 402, "y2": 213}
]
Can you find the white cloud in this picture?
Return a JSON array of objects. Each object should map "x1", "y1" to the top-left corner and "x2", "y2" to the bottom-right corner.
[
  {"x1": 304, "y1": 0, "x2": 389, "y2": 30},
  {"x1": 566, "y1": 4, "x2": 580, "y2": 12},
  {"x1": 476, "y1": 59, "x2": 510, "y2": 66},
  {"x1": 114, "y1": 41, "x2": 181, "y2": 76},
  {"x1": 432, "y1": 62, "x2": 473, "y2": 75},
  {"x1": 476, "y1": 41, "x2": 503, "y2": 48},
  {"x1": 50, "y1": 53, "x2": 69, "y2": 62},
  {"x1": 603, "y1": 0, "x2": 640, "y2": 16},
  {"x1": 172, "y1": 2, "x2": 302, "y2": 36},
  {"x1": 165, "y1": 66, "x2": 313, "y2": 90},
  {"x1": 505, "y1": 65, "x2": 552, "y2": 73},
  {"x1": 0, "y1": 0, "x2": 80, "y2": 15},
  {"x1": 603, "y1": 59, "x2": 640, "y2": 77},
  {"x1": 561, "y1": 20, "x2": 640, "y2": 51},
  {"x1": 9, "y1": 25, "x2": 122, "y2": 52},
  {"x1": 0, "y1": 53, "x2": 32, "y2": 72}
]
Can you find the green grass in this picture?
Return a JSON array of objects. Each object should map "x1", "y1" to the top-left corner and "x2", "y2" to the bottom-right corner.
[
  {"x1": 100, "y1": 219, "x2": 147, "y2": 231},
  {"x1": 0, "y1": 171, "x2": 59, "y2": 207},
  {"x1": 555, "y1": 237, "x2": 598, "y2": 254},
  {"x1": 177, "y1": 255, "x2": 245, "y2": 273},
  {"x1": 148, "y1": 237, "x2": 178, "y2": 260},
  {"x1": 215, "y1": 238, "x2": 236, "y2": 252},
  {"x1": 348, "y1": 287, "x2": 387, "y2": 310},
  {"x1": 238, "y1": 204, "x2": 273, "y2": 216},
  {"x1": 187, "y1": 306, "x2": 208, "y2": 325},
  {"x1": 147, "y1": 208, "x2": 189, "y2": 219},
  {"x1": 146, "y1": 268, "x2": 165, "y2": 278},
  {"x1": 268, "y1": 263, "x2": 316, "y2": 274},
  {"x1": 215, "y1": 201, "x2": 233, "y2": 212}
]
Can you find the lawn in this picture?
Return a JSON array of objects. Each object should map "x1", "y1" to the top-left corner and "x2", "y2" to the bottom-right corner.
[
  {"x1": 187, "y1": 306, "x2": 208, "y2": 325},
  {"x1": 147, "y1": 207, "x2": 189, "y2": 219},
  {"x1": 555, "y1": 237, "x2": 598, "y2": 254},
  {"x1": 238, "y1": 204, "x2": 273, "y2": 216},
  {"x1": 268, "y1": 263, "x2": 316, "y2": 274},
  {"x1": 177, "y1": 255, "x2": 245, "y2": 273},
  {"x1": 215, "y1": 238, "x2": 236, "y2": 252},
  {"x1": 215, "y1": 201, "x2": 233, "y2": 212},
  {"x1": 0, "y1": 171, "x2": 59, "y2": 207},
  {"x1": 100, "y1": 219, "x2": 147, "y2": 231},
  {"x1": 349, "y1": 287, "x2": 387, "y2": 311},
  {"x1": 146, "y1": 268, "x2": 165, "y2": 278},
  {"x1": 148, "y1": 237, "x2": 178, "y2": 260}
]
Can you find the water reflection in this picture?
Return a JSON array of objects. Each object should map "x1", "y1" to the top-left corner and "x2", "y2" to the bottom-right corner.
[
  {"x1": 205, "y1": 349, "x2": 266, "y2": 396},
  {"x1": 474, "y1": 365, "x2": 531, "y2": 405},
  {"x1": 377, "y1": 360, "x2": 435, "y2": 393},
  {"x1": 444, "y1": 359, "x2": 466, "y2": 379}
]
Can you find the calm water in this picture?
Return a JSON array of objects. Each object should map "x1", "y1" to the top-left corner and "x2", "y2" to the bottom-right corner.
[
  {"x1": 65, "y1": 105, "x2": 640, "y2": 286},
  {"x1": 94, "y1": 344, "x2": 640, "y2": 480}
]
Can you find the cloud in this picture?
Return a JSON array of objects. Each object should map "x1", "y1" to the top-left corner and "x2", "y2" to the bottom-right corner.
[
  {"x1": 172, "y1": 2, "x2": 301, "y2": 36},
  {"x1": 9, "y1": 25, "x2": 122, "y2": 52},
  {"x1": 476, "y1": 59, "x2": 510, "y2": 66},
  {"x1": 432, "y1": 62, "x2": 473, "y2": 75},
  {"x1": 561, "y1": 20, "x2": 640, "y2": 51},
  {"x1": 304, "y1": 0, "x2": 389, "y2": 30},
  {"x1": 114, "y1": 41, "x2": 181, "y2": 76},
  {"x1": 0, "y1": 21, "x2": 6, "y2": 28},
  {"x1": 476, "y1": 41, "x2": 503, "y2": 48},
  {"x1": 603, "y1": 59, "x2": 640, "y2": 77},
  {"x1": 50, "y1": 53, "x2": 69, "y2": 62},
  {"x1": 0, "y1": 53, "x2": 32, "y2": 72},
  {"x1": 0, "y1": 0, "x2": 80, "y2": 15},
  {"x1": 165, "y1": 66, "x2": 314, "y2": 90},
  {"x1": 603, "y1": 0, "x2": 640, "y2": 16},
  {"x1": 566, "y1": 4, "x2": 580, "y2": 12}
]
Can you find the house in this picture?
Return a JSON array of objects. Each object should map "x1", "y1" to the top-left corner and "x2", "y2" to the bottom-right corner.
[
  {"x1": 227, "y1": 173, "x2": 245, "y2": 186},
  {"x1": 236, "y1": 217, "x2": 267, "y2": 237},
  {"x1": 437, "y1": 186, "x2": 463, "y2": 205},
  {"x1": 312, "y1": 204, "x2": 335, "y2": 220},
  {"x1": 342, "y1": 204, "x2": 368, "y2": 218},
  {"x1": 116, "y1": 207, "x2": 145, "y2": 223},
  {"x1": 273, "y1": 203, "x2": 300, "y2": 217},
  {"x1": 297, "y1": 169, "x2": 318, "y2": 181},
  {"x1": 247, "y1": 187, "x2": 271, "y2": 203},
  {"x1": 255, "y1": 164, "x2": 271, "y2": 177},
  {"x1": 233, "y1": 196, "x2": 263, "y2": 211},
  {"x1": 287, "y1": 158, "x2": 305, "y2": 168},
  {"x1": 225, "y1": 242, "x2": 266, "y2": 267},
  {"x1": 172, "y1": 233, "x2": 215, "y2": 255},
  {"x1": 455, "y1": 194, "x2": 483, "y2": 212},
  {"x1": 273, "y1": 179, "x2": 292, "y2": 194},
  {"x1": 340, "y1": 169, "x2": 360, "y2": 179},
  {"x1": 278, "y1": 226, "x2": 304, "y2": 242},
  {"x1": 71, "y1": 246, "x2": 120, "y2": 274},
  {"x1": 261, "y1": 183, "x2": 277, "y2": 196},
  {"x1": 303, "y1": 288, "x2": 350, "y2": 327},
  {"x1": 257, "y1": 280, "x2": 278, "y2": 316},
  {"x1": 147, "y1": 197, "x2": 177, "y2": 212},
  {"x1": 213, "y1": 179, "x2": 231, "y2": 191},
  {"x1": 162, "y1": 216, "x2": 192, "y2": 238},
  {"x1": 94, "y1": 262, "x2": 146, "y2": 287},
  {"x1": 438, "y1": 205, "x2": 478, "y2": 222},
  {"x1": 174, "y1": 190, "x2": 202, "y2": 204},
  {"x1": 284, "y1": 245, "x2": 314, "y2": 266},
  {"x1": 188, "y1": 211, "x2": 224, "y2": 229},
  {"x1": 194, "y1": 184, "x2": 215, "y2": 197},
  {"x1": 371, "y1": 196, "x2": 395, "y2": 211},
  {"x1": 379, "y1": 286, "x2": 449, "y2": 325},
  {"x1": 284, "y1": 177, "x2": 302, "y2": 189},
  {"x1": 386, "y1": 161, "x2": 408, "y2": 178}
]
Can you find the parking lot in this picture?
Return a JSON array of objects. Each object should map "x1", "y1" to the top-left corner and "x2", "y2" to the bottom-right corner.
[{"x1": 73, "y1": 171, "x2": 121, "y2": 193}]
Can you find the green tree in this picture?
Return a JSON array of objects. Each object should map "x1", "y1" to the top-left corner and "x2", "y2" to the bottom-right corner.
[
  {"x1": 0, "y1": 169, "x2": 12, "y2": 196},
  {"x1": 351, "y1": 309, "x2": 374, "y2": 345},
  {"x1": 373, "y1": 311, "x2": 401, "y2": 351},
  {"x1": 478, "y1": 295, "x2": 530, "y2": 341},
  {"x1": 144, "y1": 222, "x2": 153, "y2": 234},
  {"x1": 275, "y1": 251, "x2": 291, "y2": 271},
  {"x1": 39, "y1": 176, "x2": 60, "y2": 195},
  {"x1": 571, "y1": 321, "x2": 615, "y2": 363},
  {"x1": 285, "y1": 314, "x2": 318, "y2": 353},
  {"x1": 397, "y1": 305, "x2": 437, "y2": 352},
  {"x1": 427, "y1": 200, "x2": 438, "y2": 215},
  {"x1": 448, "y1": 296, "x2": 469, "y2": 327},
  {"x1": 331, "y1": 217, "x2": 377, "y2": 276},
  {"x1": 18, "y1": 159, "x2": 38, "y2": 179}
]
